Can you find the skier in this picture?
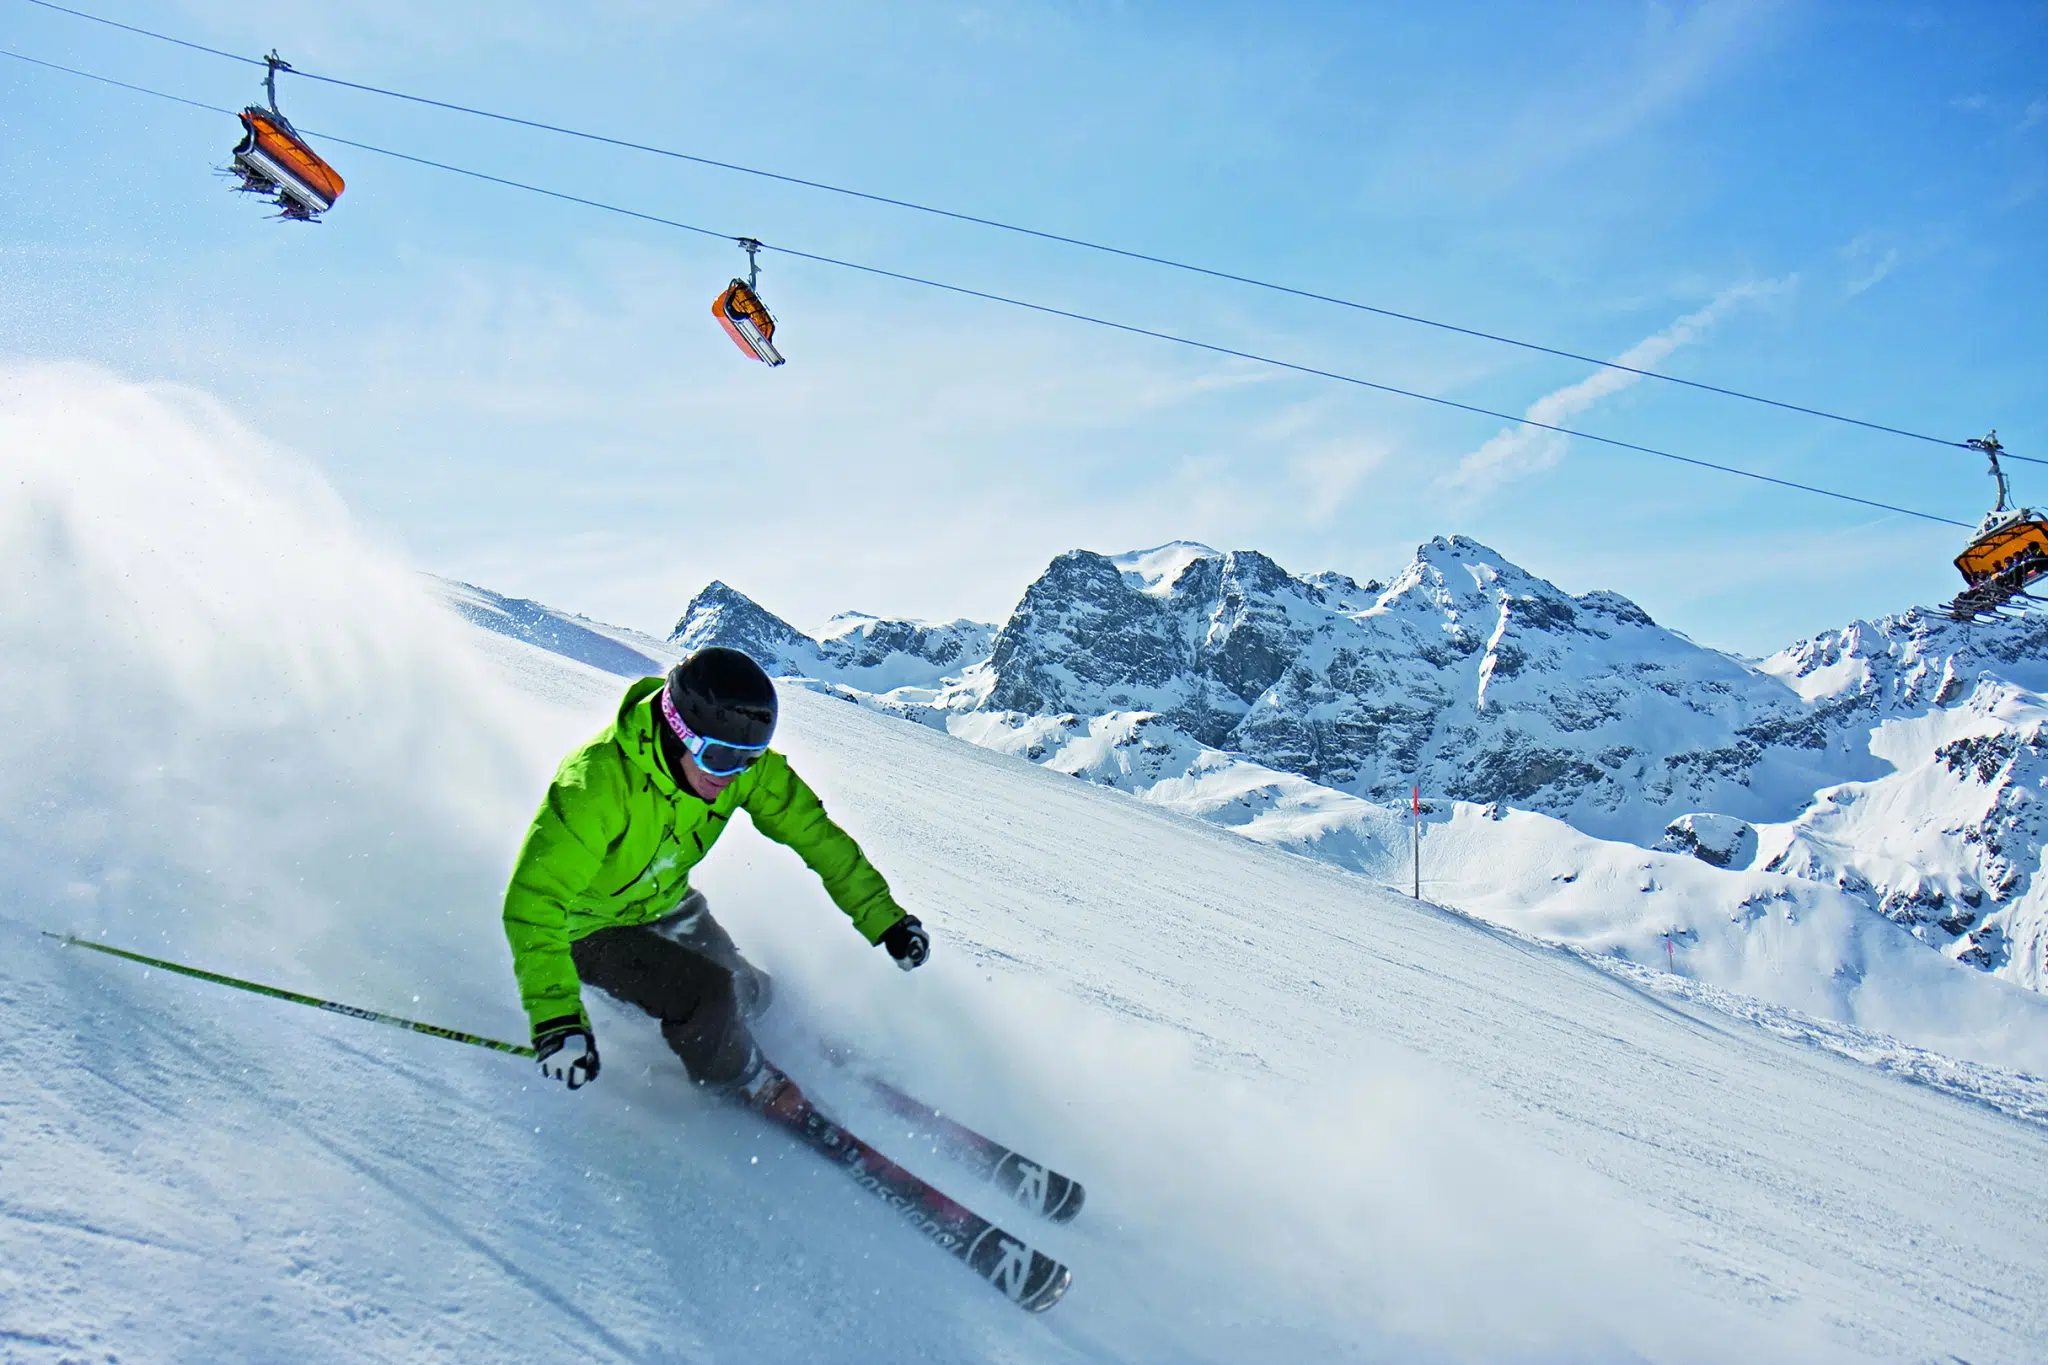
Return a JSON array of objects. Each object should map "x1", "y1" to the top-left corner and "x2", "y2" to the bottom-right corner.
[{"x1": 502, "y1": 646, "x2": 930, "y2": 1094}]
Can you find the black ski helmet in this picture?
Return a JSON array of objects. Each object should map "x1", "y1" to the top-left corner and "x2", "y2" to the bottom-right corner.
[{"x1": 664, "y1": 647, "x2": 777, "y2": 748}]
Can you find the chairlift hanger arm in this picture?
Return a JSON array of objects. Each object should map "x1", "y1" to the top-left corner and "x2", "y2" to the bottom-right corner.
[
  {"x1": 262, "y1": 48, "x2": 290, "y2": 113},
  {"x1": 1967, "y1": 431, "x2": 2011, "y2": 513}
]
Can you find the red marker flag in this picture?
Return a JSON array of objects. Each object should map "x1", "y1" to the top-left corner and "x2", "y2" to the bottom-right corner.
[{"x1": 1412, "y1": 784, "x2": 1420, "y2": 815}]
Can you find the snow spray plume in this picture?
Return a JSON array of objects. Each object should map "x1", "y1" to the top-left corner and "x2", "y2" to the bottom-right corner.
[{"x1": 0, "y1": 362, "x2": 582, "y2": 1023}]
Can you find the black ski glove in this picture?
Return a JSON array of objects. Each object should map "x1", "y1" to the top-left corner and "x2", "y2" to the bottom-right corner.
[
  {"x1": 880, "y1": 914, "x2": 930, "y2": 972},
  {"x1": 534, "y1": 1014, "x2": 600, "y2": 1089}
]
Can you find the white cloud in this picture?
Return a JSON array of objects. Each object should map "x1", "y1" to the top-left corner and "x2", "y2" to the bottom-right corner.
[
  {"x1": 1446, "y1": 280, "x2": 1786, "y2": 495},
  {"x1": 1845, "y1": 247, "x2": 1899, "y2": 297},
  {"x1": 1289, "y1": 439, "x2": 1393, "y2": 522},
  {"x1": 1841, "y1": 235, "x2": 1903, "y2": 297},
  {"x1": 1378, "y1": 0, "x2": 1782, "y2": 202},
  {"x1": 2022, "y1": 98, "x2": 2047, "y2": 132}
]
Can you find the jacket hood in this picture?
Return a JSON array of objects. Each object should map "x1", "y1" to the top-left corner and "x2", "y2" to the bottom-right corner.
[{"x1": 614, "y1": 676, "x2": 680, "y2": 794}]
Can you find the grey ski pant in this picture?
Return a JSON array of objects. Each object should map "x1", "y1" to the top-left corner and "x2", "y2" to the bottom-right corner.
[{"x1": 570, "y1": 890, "x2": 772, "y2": 1088}]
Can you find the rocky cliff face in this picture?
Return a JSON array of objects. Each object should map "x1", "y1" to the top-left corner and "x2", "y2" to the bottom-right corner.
[
  {"x1": 983, "y1": 545, "x2": 1349, "y2": 751},
  {"x1": 960, "y1": 536, "x2": 1878, "y2": 843}
]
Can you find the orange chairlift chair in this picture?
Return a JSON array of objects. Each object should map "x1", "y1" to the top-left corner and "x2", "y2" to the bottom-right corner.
[
  {"x1": 714, "y1": 238, "x2": 786, "y2": 366},
  {"x1": 1948, "y1": 432, "x2": 2048, "y2": 620},
  {"x1": 230, "y1": 52, "x2": 345, "y2": 222}
]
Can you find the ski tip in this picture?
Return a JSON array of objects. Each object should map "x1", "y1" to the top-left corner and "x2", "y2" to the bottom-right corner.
[
  {"x1": 1047, "y1": 1179, "x2": 1086, "y2": 1225},
  {"x1": 970, "y1": 1231, "x2": 1074, "y2": 1314},
  {"x1": 1021, "y1": 1262, "x2": 1072, "y2": 1313}
]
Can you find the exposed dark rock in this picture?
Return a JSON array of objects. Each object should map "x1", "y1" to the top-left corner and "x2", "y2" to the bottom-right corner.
[
  {"x1": 1939, "y1": 732, "x2": 2035, "y2": 784},
  {"x1": 1657, "y1": 814, "x2": 1758, "y2": 869},
  {"x1": 987, "y1": 550, "x2": 1192, "y2": 714}
]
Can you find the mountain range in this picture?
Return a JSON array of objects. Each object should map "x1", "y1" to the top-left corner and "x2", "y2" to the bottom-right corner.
[{"x1": 441, "y1": 534, "x2": 2048, "y2": 1018}]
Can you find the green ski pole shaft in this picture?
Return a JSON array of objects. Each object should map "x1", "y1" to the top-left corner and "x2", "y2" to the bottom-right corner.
[{"x1": 44, "y1": 932, "x2": 536, "y2": 1057}]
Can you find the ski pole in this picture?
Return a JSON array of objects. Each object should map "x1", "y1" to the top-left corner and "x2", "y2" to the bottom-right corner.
[{"x1": 43, "y1": 932, "x2": 536, "y2": 1057}]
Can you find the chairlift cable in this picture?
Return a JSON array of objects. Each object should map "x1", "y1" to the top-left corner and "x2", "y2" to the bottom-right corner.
[
  {"x1": 0, "y1": 45, "x2": 1983, "y2": 532},
  {"x1": 15, "y1": 0, "x2": 2026, "y2": 463},
  {"x1": 17, "y1": 0, "x2": 260, "y2": 66},
  {"x1": 2, "y1": 46, "x2": 230, "y2": 115}
]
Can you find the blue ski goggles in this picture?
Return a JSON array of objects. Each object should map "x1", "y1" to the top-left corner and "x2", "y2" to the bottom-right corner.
[{"x1": 660, "y1": 686, "x2": 769, "y2": 777}]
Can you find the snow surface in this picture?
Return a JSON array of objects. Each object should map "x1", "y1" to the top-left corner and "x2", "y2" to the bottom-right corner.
[{"x1": 7, "y1": 363, "x2": 2048, "y2": 1363}]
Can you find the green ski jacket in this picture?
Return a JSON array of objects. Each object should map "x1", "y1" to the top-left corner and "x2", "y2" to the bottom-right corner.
[{"x1": 502, "y1": 676, "x2": 906, "y2": 1030}]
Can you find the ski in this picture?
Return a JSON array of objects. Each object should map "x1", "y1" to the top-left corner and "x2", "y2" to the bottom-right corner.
[
  {"x1": 743, "y1": 1062, "x2": 1072, "y2": 1313},
  {"x1": 813, "y1": 1043, "x2": 1087, "y2": 1225},
  {"x1": 858, "y1": 1073, "x2": 1087, "y2": 1225}
]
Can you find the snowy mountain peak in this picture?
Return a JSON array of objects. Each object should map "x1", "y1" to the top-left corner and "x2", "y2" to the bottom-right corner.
[
  {"x1": 1376, "y1": 535, "x2": 1656, "y2": 631},
  {"x1": 820, "y1": 610, "x2": 882, "y2": 638},
  {"x1": 1108, "y1": 540, "x2": 1220, "y2": 595},
  {"x1": 669, "y1": 580, "x2": 818, "y2": 674}
]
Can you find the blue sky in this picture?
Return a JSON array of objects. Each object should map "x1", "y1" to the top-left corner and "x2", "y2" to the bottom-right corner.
[{"x1": 4, "y1": 0, "x2": 2045, "y2": 655}]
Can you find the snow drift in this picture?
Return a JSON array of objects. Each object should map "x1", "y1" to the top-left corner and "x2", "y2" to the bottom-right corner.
[{"x1": 0, "y1": 362, "x2": 583, "y2": 1031}]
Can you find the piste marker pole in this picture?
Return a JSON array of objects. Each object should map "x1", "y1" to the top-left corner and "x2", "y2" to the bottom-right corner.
[{"x1": 43, "y1": 932, "x2": 536, "y2": 1057}]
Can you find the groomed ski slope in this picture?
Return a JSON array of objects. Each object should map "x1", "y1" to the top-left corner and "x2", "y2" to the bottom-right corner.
[{"x1": 5, "y1": 364, "x2": 2048, "y2": 1363}]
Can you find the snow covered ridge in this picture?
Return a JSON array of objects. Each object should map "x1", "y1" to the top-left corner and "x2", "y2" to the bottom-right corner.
[
  {"x1": 654, "y1": 540, "x2": 2048, "y2": 1010},
  {"x1": 671, "y1": 579, "x2": 995, "y2": 695},
  {"x1": 437, "y1": 579, "x2": 669, "y2": 677}
]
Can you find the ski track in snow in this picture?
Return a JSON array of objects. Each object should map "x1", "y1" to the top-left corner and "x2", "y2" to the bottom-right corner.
[{"x1": 5, "y1": 363, "x2": 2048, "y2": 1363}]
